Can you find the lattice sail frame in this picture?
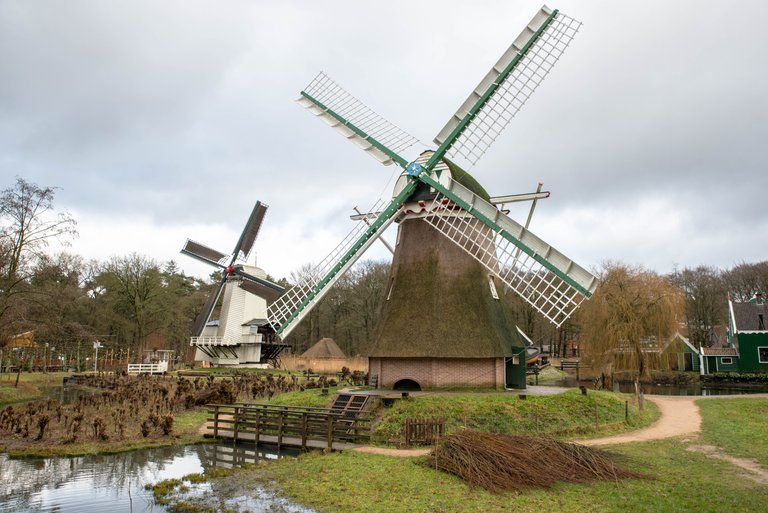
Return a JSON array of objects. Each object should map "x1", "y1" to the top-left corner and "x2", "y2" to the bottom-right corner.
[
  {"x1": 267, "y1": 198, "x2": 399, "y2": 337},
  {"x1": 297, "y1": 72, "x2": 419, "y2": 166},
  {"x1": 434, "y1": 9, "x2": 582, "y2": 167},
  {"x1": 420, "y1": 176, "x2": 597, "y2": 326}
]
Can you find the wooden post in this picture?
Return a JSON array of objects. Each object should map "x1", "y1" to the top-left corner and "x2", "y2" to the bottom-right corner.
[
  {"x1": 327, "y1": 415, "x2": 334, "y2": 450},
  {"x1": 625, "y1": 400, "x2": 629, "y2": 422},
  {"x1": 301, "y1": 412, "x2": 308, "y2": 449},
  {"x1": 233, "y1": 406, "x2": 240, "y2": 442},
  {"x1": 277, "y1": 410, "x2": 284, "y2": 449},
  {"x1": 212, "y1": 405, "x2": 219, "y2": 438},
  {"x1": 254, "y1": 409, "x2": 261, "y2": 445}
]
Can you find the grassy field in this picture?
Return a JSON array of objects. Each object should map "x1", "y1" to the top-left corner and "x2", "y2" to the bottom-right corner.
[
  {"x1": 698, "y1": 397, "x2": 768, "y2": 466},
  {"x1": 154, "y1": 396, "x2": 768, "y2": 513},
  {"x1": 0, "y1": 371, "x2": 69, "y2": 407},
  {"x1": 253, "y1": 438, "x2": 768, "y2": 513}
]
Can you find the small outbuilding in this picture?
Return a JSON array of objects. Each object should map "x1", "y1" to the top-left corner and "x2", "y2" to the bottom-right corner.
[{"x1": 301, "y1": 338, "x2": 347, "y2": 359}]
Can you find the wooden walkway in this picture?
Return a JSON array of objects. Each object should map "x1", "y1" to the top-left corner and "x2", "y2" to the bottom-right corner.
[{"x1": 204, "y1": 399, "x2": 372, "y2": 451}]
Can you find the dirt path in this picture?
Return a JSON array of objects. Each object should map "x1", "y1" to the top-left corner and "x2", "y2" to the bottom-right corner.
[{"x1": 578, "y1": 396, "x2": 701, "y2": 446}]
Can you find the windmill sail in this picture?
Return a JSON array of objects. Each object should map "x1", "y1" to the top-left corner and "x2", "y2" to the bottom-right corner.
[
  {"x1": 181, "y1": 240, "x2": 229, "y2": 268},
  {"x1": 297, "y1": 72, "x2": 419, "y2": 167},
  {"x1": 420, "y1": 172, "x2": 597, "y2": 326},
  {"x1": 431, "y1": 6, "x2": 581, "y2": 168},
  {"x1": 266, "y1": 194, "x2": 410, "y2": 339},
  {"x1": 233, "y1": 201, "x2": 268, "y2": 261},
  {"x1": 192, "y1": 276, "x2": 227, "y2": 336}
]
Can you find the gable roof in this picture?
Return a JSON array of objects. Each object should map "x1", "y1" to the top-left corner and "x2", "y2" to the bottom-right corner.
[
  {"x1": 301, "y1": 338, "x2": 346, "y2": 358},
  {"x1": 730, "y1": 300, "x2": 768, "y2": 332}
]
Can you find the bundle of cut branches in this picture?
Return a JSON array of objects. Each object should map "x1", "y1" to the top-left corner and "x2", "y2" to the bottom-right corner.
[{"x1": 428, "y1": 430, "x2": 644, "y2": 492}]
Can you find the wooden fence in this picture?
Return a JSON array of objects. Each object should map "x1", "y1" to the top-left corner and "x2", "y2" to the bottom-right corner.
[
  {"x1": 207, "y1": 403, "x2": 372, "y2": 451},
  {"x1": 404, "y1": 418, "x2": 445, "y2": 446}
]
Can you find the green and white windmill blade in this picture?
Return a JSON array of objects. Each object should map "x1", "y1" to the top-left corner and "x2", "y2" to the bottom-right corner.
[
  {"x1": 418, "y1": 172, "x2": 598, "y2": 298},
  {"x1": 270, "y1": 179, "x2": 419, "y2": 339},
  {"x1": 298, "y1": 91, "x2": 409, "y2": 168},
  {"x1": 427, "y1": 6, "x2": 573, "y2": 171}
]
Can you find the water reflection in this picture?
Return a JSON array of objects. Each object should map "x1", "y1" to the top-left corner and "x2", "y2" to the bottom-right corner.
[{"x1": 0, "y1": 443, "x2": 302, "y2": 513}]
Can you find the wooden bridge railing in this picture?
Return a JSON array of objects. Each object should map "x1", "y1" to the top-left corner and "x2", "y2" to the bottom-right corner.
[{"x1": 207, "y1": 402, "x2": 372, "y2": 450}]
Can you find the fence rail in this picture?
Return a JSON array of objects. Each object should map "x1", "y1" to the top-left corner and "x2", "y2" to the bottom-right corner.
[
  {"x1": 207, "y1": 402, "x2": 372, "y2": 451},
  {"x1": 127, "y1": 362, "x2": 168, "y2": 374},
  {"x1": 404, "y1": 418, "x2": 444, "y2": 446}
]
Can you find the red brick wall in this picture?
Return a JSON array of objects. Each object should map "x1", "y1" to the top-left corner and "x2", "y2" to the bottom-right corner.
[{"x1": 369, "y1": 357, "x2": 505, "y2": 389}]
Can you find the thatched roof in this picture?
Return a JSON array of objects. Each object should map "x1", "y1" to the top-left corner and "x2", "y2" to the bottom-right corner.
[
  {"x1": 444, "y1": 157, "x2": 491, "y2": 201},
  {"x1": 301, "y1": 337, "x2": 346, "y2": 358},
  {"x1": 364, "y1": 218, "x2": 522, "y2": 358}
]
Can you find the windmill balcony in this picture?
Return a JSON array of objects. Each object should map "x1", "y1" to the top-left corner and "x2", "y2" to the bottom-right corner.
[{"x1": 190, "y1": 336, "x2": 232, "y2": 346}]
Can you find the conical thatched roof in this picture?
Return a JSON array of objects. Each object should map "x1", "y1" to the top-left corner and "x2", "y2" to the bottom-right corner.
[
  {"x1": 364, "y1": 217, "x2": 522, "y2": 358},
  {"x1": 301, "y1": 337, "x2": 346, "y2": 358}
]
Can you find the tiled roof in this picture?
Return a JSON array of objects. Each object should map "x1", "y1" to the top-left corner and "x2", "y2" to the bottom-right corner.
[
  {"x1": 732, "y1": 302, "x2": 768, "y2": 332},
  {"x1": 701, "y1": 347, "x2": 739, "y2": 357}
]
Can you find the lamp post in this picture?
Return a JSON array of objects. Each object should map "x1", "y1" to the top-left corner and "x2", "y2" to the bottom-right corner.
[{"x1": 93, "y1": 341, "x2": 103, "y2": 372}]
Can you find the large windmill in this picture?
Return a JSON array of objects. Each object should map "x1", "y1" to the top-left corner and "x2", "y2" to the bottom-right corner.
[
  {"x1": 181, "y1": 201, "x2": 288, "y2": 367},
  {"x1": 264, "y1": 5, "x2": 597, "y2": 388}
]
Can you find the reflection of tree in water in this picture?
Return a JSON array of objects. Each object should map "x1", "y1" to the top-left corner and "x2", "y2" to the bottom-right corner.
[{"x1": 0, "y1": 445, "x2": 204, "y2": 512}]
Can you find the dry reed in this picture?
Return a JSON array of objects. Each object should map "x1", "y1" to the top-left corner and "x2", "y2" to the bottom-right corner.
[{"x1": 428, "y1": 430, "x2": 644, "y2": 492}]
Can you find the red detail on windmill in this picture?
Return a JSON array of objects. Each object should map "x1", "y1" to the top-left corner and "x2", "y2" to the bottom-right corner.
[{"x1": 226, "y1": 265, "x2": 234, "y2": 275}]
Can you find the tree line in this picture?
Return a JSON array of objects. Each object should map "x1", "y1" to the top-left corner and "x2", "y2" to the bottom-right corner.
[{"x1": 2, "y1": 177, "x2": 766, "y2": 370}]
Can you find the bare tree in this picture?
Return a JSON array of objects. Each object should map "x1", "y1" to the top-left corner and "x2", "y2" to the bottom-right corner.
[
  {"x1": 669, "y1": 265, "x2": 727, "y2": 348},
  {"x1": 579, "y1": 262, "x2": 684, "y2": 408},
  {"x1": 723, "y1": 261, "x2": 768, "y2": 302},
  {"x1": 0, "y1": 177, "x2": 77, "y2": 343}
]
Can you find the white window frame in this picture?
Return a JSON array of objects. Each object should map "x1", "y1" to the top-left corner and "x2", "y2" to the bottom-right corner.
[
  {"x1": 758, "y1": 347, "x2": 768, "y2": 364},
  {"x1": 720, "y1": 357, "x2": 733, "y2": 365}
]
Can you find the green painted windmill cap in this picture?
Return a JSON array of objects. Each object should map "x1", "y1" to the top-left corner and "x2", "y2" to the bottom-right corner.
[{"x1": 442, "y1": 157, "x2": 492, "y2": 202}]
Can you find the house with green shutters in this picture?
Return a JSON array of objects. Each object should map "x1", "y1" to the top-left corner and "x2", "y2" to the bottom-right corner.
[{"x1": 701, "y1": 294, "x2": 768, "y2": 374}]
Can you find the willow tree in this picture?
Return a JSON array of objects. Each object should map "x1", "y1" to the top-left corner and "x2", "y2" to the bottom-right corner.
[{"x1": 579, "y1": 262, "x2": 684, "y2": 407}]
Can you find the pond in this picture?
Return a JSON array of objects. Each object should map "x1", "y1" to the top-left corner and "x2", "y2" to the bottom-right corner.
[
  {"x1": 0, "y1": 442, "x2": 312, "y2": 513},
  {"x1": 545, "y1": 377, "x2": 768, "y2": 396},
  {"x1": 612, "y1": 381, "x2": 768, "y2": 396}
]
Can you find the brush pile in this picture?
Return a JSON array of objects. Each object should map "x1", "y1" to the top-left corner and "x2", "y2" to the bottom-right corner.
[{"x1": 428, "y1": 430, "x2": 643, "y2": 492}]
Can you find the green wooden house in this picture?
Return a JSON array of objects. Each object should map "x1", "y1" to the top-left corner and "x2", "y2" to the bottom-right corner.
[
  {"x1": 701, "y1": 294, "x2": 768, "y2": 374},
  {"x1": 662, "y1": 333, "x2": 700, "y2": 372}
]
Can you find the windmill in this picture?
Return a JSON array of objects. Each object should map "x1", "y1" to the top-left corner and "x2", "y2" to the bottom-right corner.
[
  {"x1": 264, "y1": 5, "x2": 598, "y2": 388},
  {"x1": 181, "y1": 201, "x2": 288, "y2": 367}
]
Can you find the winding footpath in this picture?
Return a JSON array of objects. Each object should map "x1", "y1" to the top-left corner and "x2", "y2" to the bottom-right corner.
[
  {"x1": 578, "y1": 395, "x2": 701, "y2": 446},
  {"x1": 576, "y1": 394, "x2": 768, "y2": 485}
]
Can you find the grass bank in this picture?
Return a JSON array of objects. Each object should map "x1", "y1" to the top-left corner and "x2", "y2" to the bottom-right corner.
[
  {"x1": 698, "y1": 397, "x2": 768, "y2": 466},
  {"x1": 374, "y1": 390, "x2": 657, "y2": 442},
  {"x1": 0, "y1": 372, "x2": 69, "y2": 407}
]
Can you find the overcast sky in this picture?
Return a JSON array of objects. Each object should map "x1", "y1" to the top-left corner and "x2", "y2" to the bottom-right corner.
[{"x1": 1, "y1": 0, "x2": 766, "y2": 282}]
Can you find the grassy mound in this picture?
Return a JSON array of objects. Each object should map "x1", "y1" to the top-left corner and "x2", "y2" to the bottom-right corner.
[
  {"x1": 430, "y1": 430, "x2": 644, "y2": 492},
  {"x1": 374, "y1": 390, "x2": 657, "y2": 442}
]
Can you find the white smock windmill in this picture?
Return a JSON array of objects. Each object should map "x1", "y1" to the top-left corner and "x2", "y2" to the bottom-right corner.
[{"x1": 181, "y1": 201, "x2": 288, "y2": 367}]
